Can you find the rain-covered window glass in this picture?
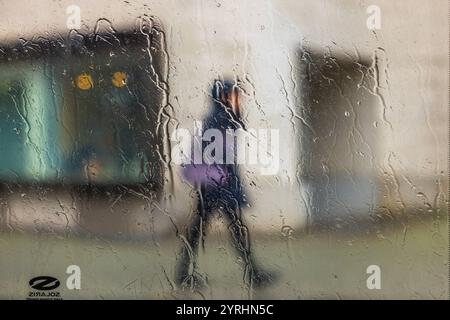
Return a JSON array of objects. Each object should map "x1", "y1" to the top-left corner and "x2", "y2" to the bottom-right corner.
[{"x1": 0, "y1": 0, "x2": 448, "y2": 300}]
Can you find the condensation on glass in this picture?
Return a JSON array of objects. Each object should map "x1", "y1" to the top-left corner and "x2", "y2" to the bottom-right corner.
[{"x1": 0, "y1": 0, "x2": 447, "y2": 300}]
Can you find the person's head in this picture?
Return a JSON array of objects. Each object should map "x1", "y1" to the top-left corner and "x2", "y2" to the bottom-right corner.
[{"x1": 212, "y1": 80, "x2": 241, "y2": 117}]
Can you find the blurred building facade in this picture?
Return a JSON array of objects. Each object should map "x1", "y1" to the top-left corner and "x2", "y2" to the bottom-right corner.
[{"x1": 0, "y1": 0, "x2": 447, "y2": 236}]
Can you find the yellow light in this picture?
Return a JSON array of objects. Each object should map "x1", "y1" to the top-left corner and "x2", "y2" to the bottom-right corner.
[
  {"x1": 112, "y1": 71, "x2": 127, "y2": 88},
  {"x1": 75, "y1": 73, "x2": 93, "y2": 90}
]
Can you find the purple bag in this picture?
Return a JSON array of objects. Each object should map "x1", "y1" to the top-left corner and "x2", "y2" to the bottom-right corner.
[{"x1": 182, "y1": 164, "x2": 229, "y2": 186}]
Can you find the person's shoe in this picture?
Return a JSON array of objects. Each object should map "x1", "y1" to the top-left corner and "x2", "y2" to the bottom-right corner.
[
  {"x1": 251, "y1": 269, "x2": 279, "y2": 289},
  {"x1": 177, "y1": 272, "x2": 208, "y2": 292}
]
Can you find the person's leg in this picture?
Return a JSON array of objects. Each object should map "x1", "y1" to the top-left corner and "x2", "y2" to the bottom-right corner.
[
  {"x1": 222, "y1": 196, "x2": 277, "y2": 289},
  {"x1": 176, "y1": 189, "x2": 208, "y2": 290},
  {"x1": 221, "y1": 196, "x2": 255, "y2": 283}
]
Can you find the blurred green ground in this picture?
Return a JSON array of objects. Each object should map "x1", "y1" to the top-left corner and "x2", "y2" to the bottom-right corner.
[{"x1": 0, "y1": 217, "x2": 447, "y2": 299}]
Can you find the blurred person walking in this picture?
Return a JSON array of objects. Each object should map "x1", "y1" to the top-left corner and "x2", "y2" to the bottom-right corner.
[{"x1": 176, "y1": 79, "x2": 276, "y2": 291}]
